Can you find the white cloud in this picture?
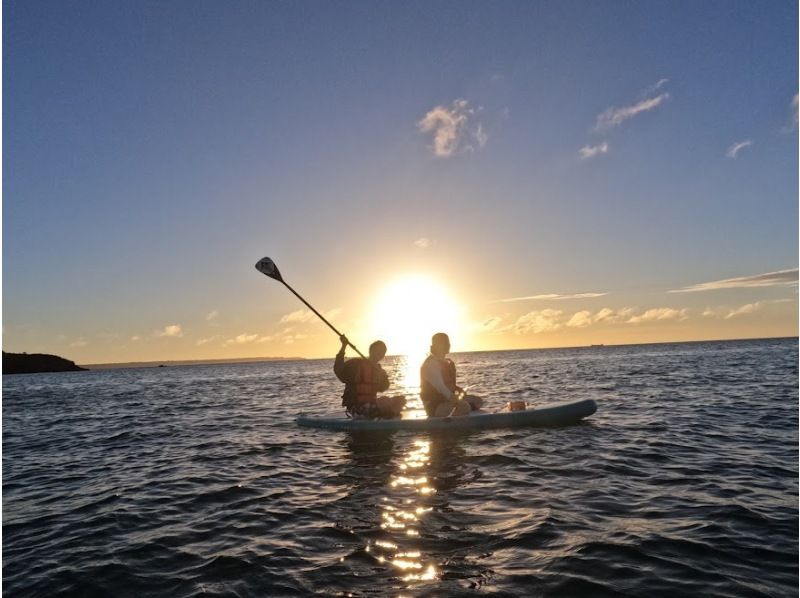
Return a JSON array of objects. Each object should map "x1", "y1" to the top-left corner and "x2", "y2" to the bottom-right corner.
[
  {"x1": 567, "y1": 310, "x2": 593, "y2": 328},
  {"x1": 196, "y1": 336, "x2": 220, "y2": 346},
  {"x1": 475, "y1": 123, "x2": 488, "y2": 148},
  {"x1": 594, "y1": 92, "x2": 669, "y2": 131},
  {"x1": 512, "y1": 309, "x2": 564, "y2": 334},
  {"x1": 627, "y1": 308, "x2": 689, "y2": 324},
  {"x1": 579, "y1": 142, "x2": 609, "y2": 159},
  {"x1": 669, "y1": 268, "x2": 798, "y2": 293},
  {"x1": 703, "y1": 304, "x2": 760, "y2": 319},
  {"x1": 157, "y1": 324, "x2": 183, "y2": 338},
  {"x1": 414, "y1": 237, "x2": 433, "y2": 249},
  {"x1": 556, "y1": 306, "x2": 638, "y2": 328},
  {"x1": 593, "y1": 307, "x2": 636, "y2": 323},
  {"x1": 70, "y1": 338, "x2": 88, "y2": 347},
  {"x1": 206, "y1": 310, "x2": 219, "y2": 322},
  {"x1": 280, "y1": 308, "x2": 341, "y2": 325},
  {"x1": 497, "y1": 292, "x2": 607, "y2": 303},
  {"x1": 224, "y1": 332, "x2": 274, "y2": 346},
  {"x1": 703, "y1": 299, "x2": 792, "y2": 319},
  {"x1": 131, "y1": 336, "x2": 141, "y2": 342},
  {"x1": 640, "y1": 78, "x2": 670, "y2": 97},
  {"x1": 725, "y1": 140, "x2": 752, "y2": 158},
  {"x1": 280, "y1": 309, "x2": 315, "y2": 324},
  {"x1": 417, "y1": 99, "x2": 486, "y2": 157}
]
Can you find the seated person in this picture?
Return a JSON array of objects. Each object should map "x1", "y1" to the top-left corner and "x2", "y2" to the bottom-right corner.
[
  {"x1": 334, "y1": 335, "x2": 406, "y2": 419},
  {"x1": 420, "y1": 332, "x2": 483, "y2": 417}
]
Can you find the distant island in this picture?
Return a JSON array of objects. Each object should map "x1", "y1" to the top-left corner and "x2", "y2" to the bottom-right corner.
[{"x1": 3, "y1": 352, "x2": 87, "y2": 374}]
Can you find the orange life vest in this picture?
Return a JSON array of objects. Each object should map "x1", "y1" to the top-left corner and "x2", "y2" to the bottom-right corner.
[
  {"x1": 420, "y1": 356, "x2": 457, "y2": 406},
  {"x1": 355, "y1": 359, "x2": 380, "y2": 405}
]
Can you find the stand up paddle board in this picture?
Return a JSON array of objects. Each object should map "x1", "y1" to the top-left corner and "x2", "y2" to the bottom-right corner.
[{"x1": 296, "y1": 399, "x2": 597, "y2": 432}]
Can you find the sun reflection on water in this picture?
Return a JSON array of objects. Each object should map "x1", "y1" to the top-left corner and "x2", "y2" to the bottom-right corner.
[
  {"x1": 397, "y1": 354, "x2": 426, "y2": 411},
  {"x1": 370, "y1": 438, "x2": 439, "y2": 584}
]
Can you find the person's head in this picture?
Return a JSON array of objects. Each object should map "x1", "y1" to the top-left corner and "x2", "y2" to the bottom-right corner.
[
  {"x1": 430, "y1": 332, "x2": 450, "y2": 357},
  {"x1": 369, "y1": 340, "x2": 387, "y2": 362}
]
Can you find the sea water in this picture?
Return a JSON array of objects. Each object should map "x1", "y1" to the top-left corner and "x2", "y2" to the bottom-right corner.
[{"x1": 3, "y1": 338, "x2": 798, "y2": 597}]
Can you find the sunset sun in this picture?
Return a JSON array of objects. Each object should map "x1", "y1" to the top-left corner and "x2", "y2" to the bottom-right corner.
[{"x1": 368, "y1": 275, "x2": 466, "y2": 359}]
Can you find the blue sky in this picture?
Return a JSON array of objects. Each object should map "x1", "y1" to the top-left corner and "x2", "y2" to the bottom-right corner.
[{"x1": 4, "y1": 0, "x2": 797, "y2": 362}]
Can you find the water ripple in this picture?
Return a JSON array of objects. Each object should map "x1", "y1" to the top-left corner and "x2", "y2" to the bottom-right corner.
[{"x1": 3, "y1": 338, "x2": 798, "y2": 597}]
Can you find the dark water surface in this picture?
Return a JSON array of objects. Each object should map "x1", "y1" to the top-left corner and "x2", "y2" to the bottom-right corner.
[{"x1": 3, "y1": 338, "x2": 798, "y2": 597}]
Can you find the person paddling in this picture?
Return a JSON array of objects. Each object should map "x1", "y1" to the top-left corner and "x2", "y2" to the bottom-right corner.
[
  {"x1": 420, "y1": 332, "x2": 483, "y2": 417},
  {"x1": 335, "y1": 335, "x2": 406, "y2": 419}
]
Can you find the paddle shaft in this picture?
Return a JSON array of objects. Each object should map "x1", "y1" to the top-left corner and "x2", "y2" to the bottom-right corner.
[{"x1": 280, "y1": 280, "x2": 366, "y2": 358}]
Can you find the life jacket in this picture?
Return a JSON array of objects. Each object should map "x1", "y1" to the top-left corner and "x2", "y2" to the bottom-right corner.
[
  {"x1": 420, "y1": 355, "x2": 457, "y2": 406},
  {"x1": 354, "y1": 359, "x2": 380, "y2": 405}
]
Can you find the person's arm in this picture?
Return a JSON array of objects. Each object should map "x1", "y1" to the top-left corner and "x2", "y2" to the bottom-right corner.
[
  {"x1": 375, "y1": 366, "x2": 390, "y2": 392},
  {"x1": 450, "y1": 360, "x2": 464, "y2": 395},
  {"x1": 334, "y1": 336, "x2": 348, "y2": 382},
  {"x1": 423, "y1": 359, "x2": 455, "y2": 401}
]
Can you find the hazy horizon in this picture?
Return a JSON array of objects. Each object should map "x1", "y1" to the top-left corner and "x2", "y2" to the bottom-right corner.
[{"x1": 73, "y1": 334, "x2": 799, "y2": 369}]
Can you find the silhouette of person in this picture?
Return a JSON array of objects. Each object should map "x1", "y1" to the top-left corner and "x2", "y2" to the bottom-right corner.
[
  {"x1": 335, "y1": 335, "x2": 406, "y2": 419},
  {"x1": 420, "y1": 332, "x2": 483, "y2": 417}
]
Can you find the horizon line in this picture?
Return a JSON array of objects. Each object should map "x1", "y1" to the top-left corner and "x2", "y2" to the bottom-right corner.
[{"x1": 72, "y1": 334, "x2": 798, "y2": 370}]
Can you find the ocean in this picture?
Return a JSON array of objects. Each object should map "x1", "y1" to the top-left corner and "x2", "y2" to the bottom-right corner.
[{"x1": 3, "y1": 338, "x2": 798, "y2": 597}]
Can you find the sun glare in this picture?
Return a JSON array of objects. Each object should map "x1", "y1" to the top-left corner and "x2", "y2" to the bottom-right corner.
[{"x1": 368, "y1": 275, "x2": 465, "y2": 362}]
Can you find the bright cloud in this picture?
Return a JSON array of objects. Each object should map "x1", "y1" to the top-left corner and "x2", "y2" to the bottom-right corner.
[
  {"x1": 280, "y1": 309, "x2": 316, "y2": 324},
  {"x1": 725, "y1": 303, "x2": 760, "y2": 318},
  {"x1": 562, "y1": 306, "x2": 638, "y2": 327},
  {"x1": 640, "y1": 78, "x2": 670, "y2": 97},
  {"x1": 70, "y1": 338, "x2": 88, "y2": 347},
  {"x1": 512, "y1": 309, "x2": 564, "y2": 334},
  {"x1": 702, "y1": 304, "x2": 757, "y2": 319},
  {"x1": 725, "y1": 140, "x2": 752, "y2": 158},
  {"x1": 481, "y1": 305, "x2": 698, "y2": 335},
  {"x1": 579, "y1": 142, "x2": 609, "y2": 159},
  {"x1": 414, "y1": 237, "x2": 433, "y2": 249},
  {"x1": 669, "y1": 268, "x2": 798, "y2": 293},
  {"x1": 497, "y1": 292, "x2": 607, "y2": 303},
  {"x1": 206, "y1": 310, "x2": 219, "y2": 322},
  {"x1": 284, "y1": 333, "x2": 307, "y2": 344},
  {"x1": 158, "y1": 324, "x2": 183, "y2": 337},
  {"x1": 566, "y1": 310, "x2": 593, "y2": 328},
  {"x1": 280, "y1": 308, "x2": 342, "y2": 324},
  {"x1": 627, "y1": 308, "x2": 689, "y2": 324},
  {"x1": 594, "y1": 92, "x2": 670, "y2": 131},
  {"x1": 594, "y1": 307, "x2": 636, "y2": 323},
  {"x1": 417, "y1": 99, "x2": 485, "y2": 157},
  {"x1": 703, "y1": 299, "x2": 792, "y2": 319},
  {"x1": 224, "y1": 332, "x2": 274, "y2": 346},
  {"x1": 196, "y1": 336, "x2": 220, "y2": 346}
]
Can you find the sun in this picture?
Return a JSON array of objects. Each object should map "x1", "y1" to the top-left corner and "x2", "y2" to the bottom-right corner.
[{"x1": 368, "y1": 275, "x2": 465, "y2": 360}]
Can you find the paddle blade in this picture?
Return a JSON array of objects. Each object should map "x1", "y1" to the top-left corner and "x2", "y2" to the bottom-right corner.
[{"x1": 255, "y1": 257, "x2": 283, "y2": 282}]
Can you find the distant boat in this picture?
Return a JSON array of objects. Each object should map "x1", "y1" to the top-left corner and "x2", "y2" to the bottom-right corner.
[{"x1": 589, "y1": 344, "x2": 605, "y2": 348}]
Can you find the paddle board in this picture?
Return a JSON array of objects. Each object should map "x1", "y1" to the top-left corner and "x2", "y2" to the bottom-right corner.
[{"x1": 296, "y1": 399, "x2": 597, "y2": 432}]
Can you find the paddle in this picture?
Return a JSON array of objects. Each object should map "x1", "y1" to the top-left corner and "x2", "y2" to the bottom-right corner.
[{"x1": 255, "y1": 257, "x2": 366, "y2": 358}]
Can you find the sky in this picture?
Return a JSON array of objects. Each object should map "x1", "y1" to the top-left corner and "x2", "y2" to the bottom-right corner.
[{"x1": 3, "y1": 0, "x2": 798, "y2": 364}]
